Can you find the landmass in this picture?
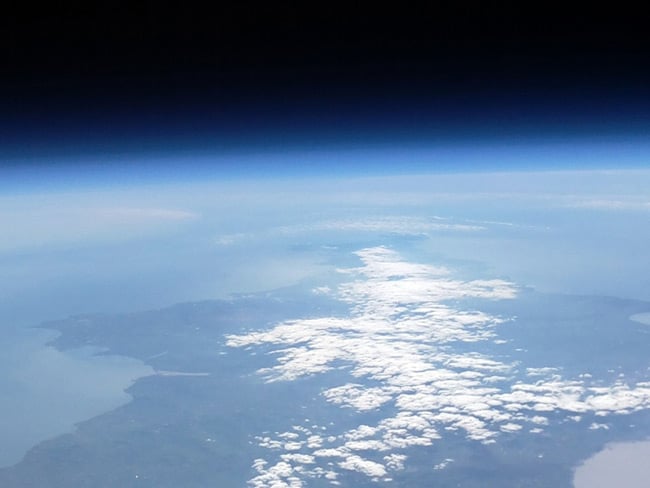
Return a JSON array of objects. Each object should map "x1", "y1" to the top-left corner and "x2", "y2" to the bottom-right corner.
[{"x1": 1, "y1": 266, "x2": 650, "y2": 487}]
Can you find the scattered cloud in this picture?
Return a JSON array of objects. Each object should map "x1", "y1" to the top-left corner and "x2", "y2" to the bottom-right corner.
[{"x1": 227, "y1": 247, "x2": 650, "y2": 485}]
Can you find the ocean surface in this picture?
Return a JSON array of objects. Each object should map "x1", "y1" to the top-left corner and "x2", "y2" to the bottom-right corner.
[
  {"x1": 0, "y1": 324, "x2": 152, "y2": 467},
  {"x1": 574, "y1": 441, "x2": 650, "y2": 488}
]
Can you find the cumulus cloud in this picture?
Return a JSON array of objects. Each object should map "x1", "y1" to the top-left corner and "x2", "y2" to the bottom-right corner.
[
  {"x1": 227, "y1": 247, "x2": 650, "y2": 485},
  {"x1": 339, "y1": 455, "x2": 387, "y2": 478}
]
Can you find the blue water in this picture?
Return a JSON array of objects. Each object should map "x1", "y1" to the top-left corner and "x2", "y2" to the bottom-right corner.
[{"x1": 0, "y1": 323, "x2": 152, "y2": 467}]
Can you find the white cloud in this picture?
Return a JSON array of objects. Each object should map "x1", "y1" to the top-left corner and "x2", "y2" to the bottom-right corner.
[
  {"x1": 278, "y1": 216, "x2": 485, "y2": 236},
  {"x1": 433, "y1": 458, "x2": 454, "y2": 470},
  {"x1": 211, "y1": 215, "x2": 484, "y2": 254},
  {"x1": 500, "y1": 423, "x2": 522, "y2": 433},
  {"x1": 281, "y1": 454, "x2": 315, "y2": 465},
  {"x1": 323, "y1": 385, "x2": 392, "y2": 411},
  {"x1": 248, "y1": 460, "x2": 303, "y2": 488},
  {"x1": 339, "y1": 455, "x2": 387, "y2": 478},
  {"x1": 383, "y1": 453, "x2": 407, "y2": 471},
  {"x1": 228, "y1": 247, "x2": 650, "y2": 485}
]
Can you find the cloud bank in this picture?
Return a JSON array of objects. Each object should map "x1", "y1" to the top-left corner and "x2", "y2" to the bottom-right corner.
[{"x1": 227, "y1": 247, "x2": 650, "y2": 486}]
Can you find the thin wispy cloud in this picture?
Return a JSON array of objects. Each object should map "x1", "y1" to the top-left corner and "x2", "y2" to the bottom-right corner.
[
  {"x1": 91, "y1": 206, "x2": 199, "y2": 221},
  {"x1": 279, "y1": 217, "x2": 485, "y2": 235},
  {"x1": 565, "y1": 198, "x2": 650, "y2": 211},
  {"x1": 213, "y1": 216, "x2": 483, "y2": 248}
]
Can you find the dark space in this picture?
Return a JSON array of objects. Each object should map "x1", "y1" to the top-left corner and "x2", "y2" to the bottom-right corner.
[{"x1": 2, "y1": 5, "x2": 649, "y2": 162}]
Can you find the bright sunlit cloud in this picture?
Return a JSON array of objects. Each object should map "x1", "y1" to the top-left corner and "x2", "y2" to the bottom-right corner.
[{"x1": 227, "y1": 247, "x2": 650, "y2": 486}]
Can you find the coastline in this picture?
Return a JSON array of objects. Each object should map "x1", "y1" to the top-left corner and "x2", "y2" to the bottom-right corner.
[
  {"x1": 573, "y1": 440, "x2": 650, "y2": 488},
  {"x1": 0, "y1": 320, "x2": 153, "y2": 468}
]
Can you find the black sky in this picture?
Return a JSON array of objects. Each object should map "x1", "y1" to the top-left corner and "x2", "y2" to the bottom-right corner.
[{"x1": 2, "y1": 4, "x2": 650, "y2": 161}]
